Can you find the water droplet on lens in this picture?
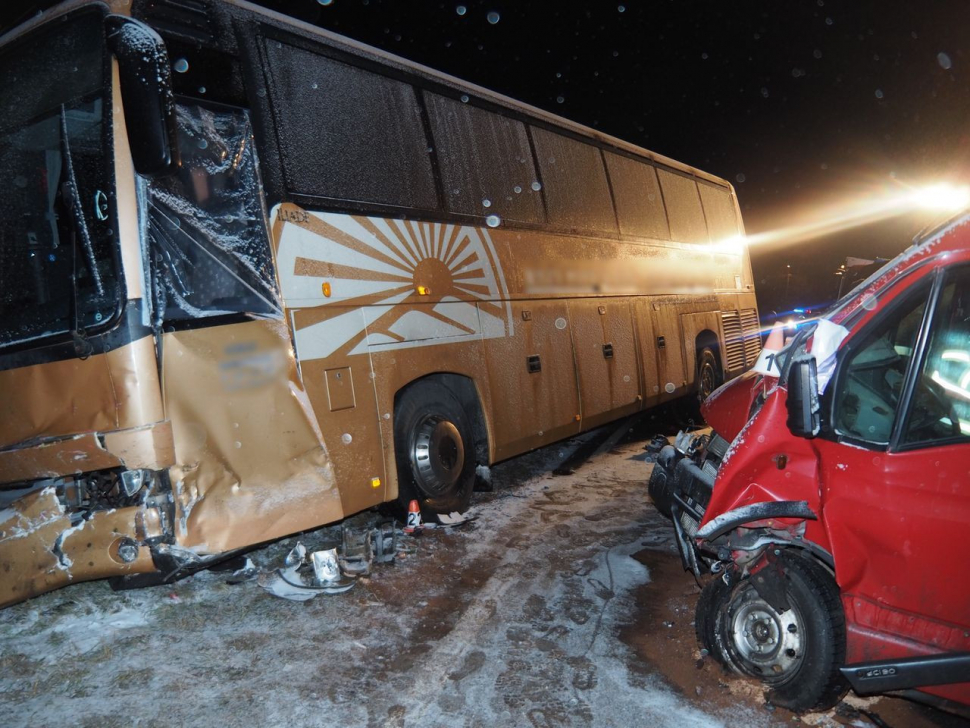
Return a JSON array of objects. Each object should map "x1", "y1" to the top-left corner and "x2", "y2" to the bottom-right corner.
[
  {"x1": 456, "y1": 5, "x2": 466, "y2": 15},
  {"x1": 486, "y1": 214, "x2": 501, "y2": 228},
  {"x1": 173, "y1": 58, "x2": 189, "y2": 73},
  {"x1": 317, "y1": 0, "x2": 334, "y2": 6},
  {"x1": 513, "y1": 185, "x2": 522, "y2": 193},
  {"x1": 556, "y1": 96, "x2": 565, "y2": 103},
  {"x1": 937, "y1": 52, "x2": 952, "y2": 70},
  {"x1": 531, "y1": 181, "x2": 542, "y2": 191},
  {"x1": 460, "y1": 94, "x2": 469, "y2": 103},
  {"x1": 198, "y1": 139, "x2": 208, "y2": 149},
  {"x1": 198, "y1": 86, "x2": 206, "y2": 93},
  {"x1": 487, "y1": 11, "x2": 500, "y2": 24},
  {"x1": 482, "y1": 198, "x2": 491, "y2": 208},
  {"x1": 736, "y1": 172, "x2": 746, "y2": 183}
]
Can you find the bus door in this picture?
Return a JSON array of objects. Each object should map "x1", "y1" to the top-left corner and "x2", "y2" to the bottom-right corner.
[
  {"x1": 484, "y1": 300, "x2": 580, "y2": 460},
  {"x1": 568, "y1": 298, "x2": 641, "y2": 429}
]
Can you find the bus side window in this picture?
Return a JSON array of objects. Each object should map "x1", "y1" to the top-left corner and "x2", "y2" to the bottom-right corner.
[
  {"x1": 657, "y1": 169, "x2": 710, "y2": 245},
  {"x1": 698, "y1": 182, "x2": 740, "y2": 244},
  {"x1": 604, "y1": 152, "x2": 669, "y2": 241},
  {"x1": 262, "y1": 40, "x2": 437, "y2": 212},
  {"x1": 425, "y1": 93, "x2": 542, "y2": 225},
  {"x1": 531, "y1": 127, "x2": 617, "y2": 235}
]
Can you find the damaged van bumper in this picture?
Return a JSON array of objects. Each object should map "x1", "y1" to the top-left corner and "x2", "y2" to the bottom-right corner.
[{"x1": 647, "y1": 430, "x2": 730, "y2": 573}]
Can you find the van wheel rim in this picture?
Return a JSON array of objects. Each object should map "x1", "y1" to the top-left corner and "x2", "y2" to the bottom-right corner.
[
  {"x1": 412, "y1": 416, "x2": 464, "y2": 497},
  {"x1": 729, "y1": 597, "x2": 803, "y2": 678}
]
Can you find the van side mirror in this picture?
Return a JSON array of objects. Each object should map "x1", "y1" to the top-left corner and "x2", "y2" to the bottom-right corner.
[
  {"x1": 105, "y1": 15, "x2": 180, "y2": 176},
  {"x1": 786, "y1": 356, "x2": 820, "y2": 438}
]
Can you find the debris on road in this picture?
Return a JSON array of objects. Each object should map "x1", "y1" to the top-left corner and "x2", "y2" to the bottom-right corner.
[{"x1": 259, "y1": 542, "x2": 355, "y2": 601}]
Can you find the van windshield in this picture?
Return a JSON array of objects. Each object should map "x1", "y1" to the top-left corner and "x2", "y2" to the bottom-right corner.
[{"x1": 0, "y1": 11, "x2": 120, "y2": 349}]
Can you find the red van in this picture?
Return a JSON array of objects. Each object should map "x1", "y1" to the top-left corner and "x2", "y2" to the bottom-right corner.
[{"x1": 649, "y1": 214, "x2": 970, "y2": 713}]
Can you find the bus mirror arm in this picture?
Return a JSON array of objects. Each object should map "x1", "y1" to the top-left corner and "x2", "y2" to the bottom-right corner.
[{"x1": 105, "y1": 15, "x2": 180, "y2": 177}]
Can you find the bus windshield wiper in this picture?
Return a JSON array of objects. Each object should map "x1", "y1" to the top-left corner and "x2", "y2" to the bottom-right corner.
[{"x1": 59, "y1": 105, "x2": 101, "y2": 358}]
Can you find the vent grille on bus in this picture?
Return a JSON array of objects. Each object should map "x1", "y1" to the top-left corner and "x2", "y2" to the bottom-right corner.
[
  {"x1": 721, "y1": 310, "x2": 746, "y2": 371},
  {"x1": 137, "y1": 0, "x2": 215, "y2": 44},
  {"x1": 721, "y1": 308, "x2": 762, "y2": 371},
  {"x1": 740, "y1": 308, "x2": 762, "y2": 365}
]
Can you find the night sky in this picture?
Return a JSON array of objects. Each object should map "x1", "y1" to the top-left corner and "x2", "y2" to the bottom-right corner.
[{"x1": 5, "y1": 0, "x2": 970, "y2": 315}]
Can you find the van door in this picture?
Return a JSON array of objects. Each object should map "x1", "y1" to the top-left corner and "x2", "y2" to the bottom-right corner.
[{"x1": 818, "y1": 266, "x2": 970, "y2": 671}]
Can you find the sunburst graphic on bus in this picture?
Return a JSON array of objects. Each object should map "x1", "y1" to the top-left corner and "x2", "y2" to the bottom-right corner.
[{"x1": 272, "y1": 205, "x2": 514, "y2": 361}]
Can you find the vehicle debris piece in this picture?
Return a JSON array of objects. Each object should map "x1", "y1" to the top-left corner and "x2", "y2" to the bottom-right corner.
[
  {"x1": 258, "y1": 542, "x2": 355, "y2": 601},
  {"x1": 339, "y1": 527, "x2": 373, "y2": 576},
  {"x1": 434, "y1": 511, "x2": 477, "y2": 527},
  {"x1": 372, "y1": 521, "x2": 398, "y2": 564}
]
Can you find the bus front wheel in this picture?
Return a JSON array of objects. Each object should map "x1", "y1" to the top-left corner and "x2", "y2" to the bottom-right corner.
[{"x1": 394, "y1": 381, "x2": 476, "y2": 516}]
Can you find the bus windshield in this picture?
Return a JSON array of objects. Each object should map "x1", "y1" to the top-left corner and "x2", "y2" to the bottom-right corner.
[{"x1": 0, "y1": 11, "x2": 120, "y2": 349}]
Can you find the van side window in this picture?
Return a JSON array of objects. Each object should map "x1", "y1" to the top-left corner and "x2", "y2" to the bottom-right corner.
[
  {"x1": 833, "y1": 283, "x2": 930, "y2": 445},
  {"x1": 901, "y1": 268, "x2": 970, "y2": 446},
  {"x1": 263, "y1": 40, "x2": 437, "y2": 211},
  {"x1": 425, "y1": 93, "x2": 542, "y2": 225},
  {"x1": 531, "y1": 127, "x2": 617, "y2": 235}
]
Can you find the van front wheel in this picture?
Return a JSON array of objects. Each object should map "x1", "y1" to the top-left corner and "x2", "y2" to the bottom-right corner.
[
  {"x1": 716, "y1": 554, "x2": 848, "y2": 712},
  {"x1": 394, "y1": 381, "x2": 475, "y2": 515}
]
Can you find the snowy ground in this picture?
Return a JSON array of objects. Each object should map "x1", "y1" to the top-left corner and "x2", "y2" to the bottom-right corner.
[{"x1": 0, "y1": 415, "x2": 961, "y2": 728}]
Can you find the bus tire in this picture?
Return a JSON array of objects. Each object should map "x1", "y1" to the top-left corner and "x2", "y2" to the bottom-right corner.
[
  {"x1": 394, "y1": 380, "x2": 476, "y2": 516},
  {"x1": 716, "y1": 554, "x2": 848, "y2": 712},
  {"x1": 696, "y1": 346, "x2": 720, "y2": 410}
]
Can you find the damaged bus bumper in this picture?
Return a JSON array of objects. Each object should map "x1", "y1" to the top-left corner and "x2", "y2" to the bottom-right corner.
[{"x1": 0, "y1": 487, "x2": 165, "y2": 607}]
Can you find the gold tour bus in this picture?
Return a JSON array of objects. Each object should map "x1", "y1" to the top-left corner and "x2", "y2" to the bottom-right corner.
[{"x1": 0, "y1": 0, "x2": 760, "y2": 606}]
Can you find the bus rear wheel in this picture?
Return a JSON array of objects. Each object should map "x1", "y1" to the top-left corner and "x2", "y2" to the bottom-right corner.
[{"x1": 394, "y1": 380, "x2": 476, "y2": 516}]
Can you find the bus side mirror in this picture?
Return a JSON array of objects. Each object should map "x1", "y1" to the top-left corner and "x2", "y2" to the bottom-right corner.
[
  {"x1": 786, "y1": 356, "x2": 820, "y2": 438},
  {"x1": 105, "y1": 15, "x2": 180, "y2": 177}
]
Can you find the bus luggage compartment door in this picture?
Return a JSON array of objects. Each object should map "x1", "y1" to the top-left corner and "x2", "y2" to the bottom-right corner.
[
  {"x1": 568, "y1": 299, "x2": 641, "y2": 430},
  {"x1": 484, "y1": 300, "x2": 580, "y2": 460}
]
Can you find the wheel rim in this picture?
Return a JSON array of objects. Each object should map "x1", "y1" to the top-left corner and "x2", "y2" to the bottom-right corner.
[
  {"x1": 728, "y1": 587, "x2": 804, "y2": 681},
  {"x1": 699, "y1": 358, "x2": 716, "y2": 401},
  {"x1": 411, "y1": 416, "x2": 465, "y2": 497}
]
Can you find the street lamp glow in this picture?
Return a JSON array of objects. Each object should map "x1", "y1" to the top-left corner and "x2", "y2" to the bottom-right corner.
[{"x1": 911, "y1": 184, "x2": 970, "y2": 211}]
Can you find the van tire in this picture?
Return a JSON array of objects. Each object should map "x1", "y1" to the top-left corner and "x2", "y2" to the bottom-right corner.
[
  {"x1": 695, "y1": 572, "x2": 734, "y2": 668},
  {"x1": 394, "y1": 380, "x2": 475, "y2": 516},
  {"x1": 716, "y1": 554, "x2": 848, "y2": 712}
]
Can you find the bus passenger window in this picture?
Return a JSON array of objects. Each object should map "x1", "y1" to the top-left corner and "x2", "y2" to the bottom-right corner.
[
  {"x1": 263, "y1": 40, "x2": 437, "y2": 212},
  {"x1": 425, "y1": 93, "x2": 542, "y2": 225},
  {"x1": 604, "y1": 153, "x2": 669, "y2": 241},
  {"x1": 531, "y1": 127, "x2": 617, "y2": 235},
  {"x1": 698, "y1": 183, "x2": 741, "y2": 244},
  {"x1": 657, "y1": 169, "x2": 709, "y2": 245}
]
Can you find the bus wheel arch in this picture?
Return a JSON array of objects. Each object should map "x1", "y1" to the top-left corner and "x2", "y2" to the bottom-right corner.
[{"x1": 392, "y1": 374, "x2": 487, "y2": 515}]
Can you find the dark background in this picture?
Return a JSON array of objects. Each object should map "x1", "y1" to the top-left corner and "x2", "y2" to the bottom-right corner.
[{"x1": 6, "y1": 0, "x2": 970, "y2": 316}]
